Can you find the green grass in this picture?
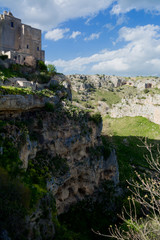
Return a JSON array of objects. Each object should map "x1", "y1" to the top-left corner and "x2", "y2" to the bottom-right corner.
[
  {"x1": 72, "y1": 89, "x2": 121, "y2": 109},
  {"x1": 103, "y1": 116, "x2": 160, "y2": 139},
  {"x1": 72, "y1": 85, "x2": 140, "y2": 110},
  {"x1": 92, "y1": 89, "x2": 121, "y2": 107},
  {"x1": 102, "y1": 116, "x2": 160, "y2": 182},
  {"x1": 0, "y1": 86, "x2": 56, "y2": 98},
  {"x1": 0, "y1": 66, "x2": 23, "y2": 81},
  {"x1": 116, "y1": 85, "x2": 139, "y2": 99}
]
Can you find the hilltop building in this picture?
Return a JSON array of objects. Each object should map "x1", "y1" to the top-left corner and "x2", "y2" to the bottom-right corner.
[{"x1": 0, "y1": 11, "x2": 45, "y2": 66}]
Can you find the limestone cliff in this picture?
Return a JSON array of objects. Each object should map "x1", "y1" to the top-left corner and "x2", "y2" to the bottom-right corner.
[
  {"x1": 109, "y1": 94, "x2": 160, "y2": 125},
  {"x1": 67, "y1": 74, "x2": 126, "y2": 92},
  {"x1": 1, "y1": 105, "x2": 118, "y2": 211},
  {"x1": 0, "y1": 87, "x2": 118, "y2": 239}
]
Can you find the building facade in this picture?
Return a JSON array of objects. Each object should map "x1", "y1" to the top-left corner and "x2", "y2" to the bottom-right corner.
[{"x1": 0, "y1": 11, "x2": 45, "y2": 66}]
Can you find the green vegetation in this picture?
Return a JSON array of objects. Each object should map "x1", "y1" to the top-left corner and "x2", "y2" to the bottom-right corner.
[
  {"x1": 0, "y1": 167, "x2": 31, "y2": 240},
  {"x1": 93, "y1": 89, "x2": 121, "y2": 107},
  {"x1": 0, "y1": 59, "x2": 58, "y2": 85},
  {"x1": 37, "y1": 60, "x2": 48, "y2": 72},
  {"x1": 102, "y1": 116, "x2": 160, "y2": 182},
  {"x1": 89, "y1": 112, "x2": 102, "y2": 125},
  {"x1": 144, "y1": 88, "x2": 150, "y2": 94},
  {"x1": 72, "y1": 85, "x2": 139, "y2": 111},
  {"x1": 0, "y1": 120, "x2": 61, "y2": 239},
  {"x1": 108, "y1": 142, "x2": 160, "y2": 240},
  {"x1": 0, "y1": 55, "x2": 8, "y2": 60},
  {"x1": 0, "y1": 122, "x2": 32, "y2": 239},
  {"x1": 0, "y1": 85, "x2": 59, "y2": 98},
  {"x1": 103, "y1": 116, "x2": 160, "y2": 139},
  {"x1": 45, "y1": 102, "x2": 55, "y2": 111},
  {"x1": 58, "y1": 180, "x2": 123, "y2": 240},
  {"x1": 116, "y1": 85, "x2": 138, "y2": 99},
  {"x1": 47, "y1": 64, "x2": 57, "y2": 76},
  {"x1": 0, "y1": 65, "x2": 23, "y2": 81}
]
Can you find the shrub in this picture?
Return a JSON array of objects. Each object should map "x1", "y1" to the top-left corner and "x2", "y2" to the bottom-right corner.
[
  {"x1": 45, "y1": 102, "x2": 55, "y2": 112},
  {"x1": 89, "y1": 113, "x2": 102, "y2": 125},
  {"x1": 11, "y1": 63, "x2": 21, "y2": 72},
  {"x1": 0, "y1": 55, "x2": 8, "y2": 60},
  {"x1": 99, "y1": 140, "x2": 160, "y2": 240},
  {"x1": 0, "y1": 167, "x2": 31, "y2": 239},
  {"x1": 47, "y1": 64, "x2": 57, "y2": 76},
  {"x1": 37, "y1": 60, "x2": 48, "y2": 72},
  {"x1": 37, "y1": 72, "x2": 51, "y2": 83},
  {"x1": 144, "y1": 89, "x2": 149, "y2": 94}
]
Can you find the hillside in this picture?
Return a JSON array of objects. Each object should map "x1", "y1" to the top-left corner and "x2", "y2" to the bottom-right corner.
[{"x1": 0, "y1": 65, "x2": 160, "y2": 239}]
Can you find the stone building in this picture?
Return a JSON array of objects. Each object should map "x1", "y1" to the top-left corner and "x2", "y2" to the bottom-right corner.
[{"x1": 0, "y1": 11, "x2": 45, "y2": 66}]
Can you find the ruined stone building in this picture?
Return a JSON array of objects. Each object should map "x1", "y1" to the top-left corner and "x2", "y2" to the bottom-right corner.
[{"x1": 0, "y1": 11, "x2": 45, "y2": 66}]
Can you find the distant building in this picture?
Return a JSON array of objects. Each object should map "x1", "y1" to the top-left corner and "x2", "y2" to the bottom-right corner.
[
  {"x1": 145, "y1": 83, "x2": 152, "y2": 89},
  {"x1": 0, "y1": 11, "x2": 45, "y2": 66}
]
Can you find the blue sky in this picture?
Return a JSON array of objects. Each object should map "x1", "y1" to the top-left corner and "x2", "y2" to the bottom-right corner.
[{"x1": 1, "y1": 0, "x2": 160, "y2": 76}]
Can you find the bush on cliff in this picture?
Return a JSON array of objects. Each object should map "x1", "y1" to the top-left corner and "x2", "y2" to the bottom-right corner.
[
  {"x1": 47, "y1": 64, "x2": 57, "y2": 76},
  {"x1": 0, "y1": 55, "x2": 8, "y2": 60},
  {"x1": 89, "y1": 112, "x2": 102, "y2": 125},
  {"x1": 99, "y1": 140, "x2": 160, "y2": 240},
  {"x1": 45, "y1": 102, "x2": 55, "y2": 111},
  {"x1": 37, "y1": 60, "x2": 48, "y2": 72}
]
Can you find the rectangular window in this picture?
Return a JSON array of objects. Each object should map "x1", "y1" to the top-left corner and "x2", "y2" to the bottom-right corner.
[
  {"x1": 37, "y1": 46, "x2": 39, "y2": 51},
  {"x1": 27, "y1": 44, "x2": 29, "y2": 49},
  {"x1": 11, "y1": 22, "x2": 14, "y2": 28}
]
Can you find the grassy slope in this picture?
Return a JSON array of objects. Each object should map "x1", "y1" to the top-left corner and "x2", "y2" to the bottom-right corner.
[
  {"x1": 0, "y1": 66, "x2": 23, "y2": 80},
  {"x1": 102, "y1": 116, "x2": 160, "y2": 182},
  {"x1": 72, "y1": 85, "x2": 140, "y2": 109}
]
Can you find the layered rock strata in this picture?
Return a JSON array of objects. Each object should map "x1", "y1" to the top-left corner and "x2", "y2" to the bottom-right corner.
[{"x1": 109, "y1": 94, "x2": 160, "y2": 125}]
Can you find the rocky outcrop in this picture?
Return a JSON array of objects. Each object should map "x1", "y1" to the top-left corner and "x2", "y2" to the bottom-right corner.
[
  {"x1": 0, "y1": 75, "x2": 72, "y2": 113},
  {"x1": 15, "y1": 109, "x2": 118, "y2": 214},
  {"x1": 0, "y1": 101, "x2": 119, "y2": 233},
  {"x1": 125, "y1": 77, "x2": 160, "y2": 90},
  {"x1": 0, "y1": 94, "x2": 59, "y2": 111},
  {"x1": 109, "y1": 94, "x2": 160, "y2": 125},
  {"x1": 67, "y1": 74, "x2": 126, "y2": 92},
  {"x1": 0, "y1": 72, "x2": 121, "y2": 239}
]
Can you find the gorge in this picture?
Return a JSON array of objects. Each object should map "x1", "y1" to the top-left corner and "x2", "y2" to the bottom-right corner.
[{"x1": 0, "y1": 64, "x2": 160, "y2": 240}]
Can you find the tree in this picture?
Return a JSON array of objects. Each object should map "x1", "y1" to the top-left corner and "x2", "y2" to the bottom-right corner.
[
  {"x1": 47, "y1": 64, "x2": 57, "y2": 76},
  {"x1": 94, "y1": 139, "x2": 160, "y2": 239},
  {"x1": 38, "y1": 60, "x2": 48, "y2": 72}
]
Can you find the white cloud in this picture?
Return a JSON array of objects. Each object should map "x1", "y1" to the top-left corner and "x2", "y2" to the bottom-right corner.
[
  {"x1": 118, "y1": 25, "x2": 160, "y2": 42},
  {"x1": 50, "y1": 24, "x2": 160, "y2": 76},
  {"x1": 1, "y1": 0, "x2": 160, "y2": 31},
  {"x1": 111, "y1": 0, "x2": 160, "y2": 15},
  {"x1": 84, "y1": 33, "x2": 101, "y2": 41},
  {"x1": 69, "y1": 31, "x2": 81, "y2": 39},
  {"x1": 104, "y1": 23, "x2": 115, "y2": 31},
  {"x1": 45, "y1": 28, "x2": 70, "y2": 41},
  {"x1": 0, "y1": 0, "x2": 113, "y2": 30}
]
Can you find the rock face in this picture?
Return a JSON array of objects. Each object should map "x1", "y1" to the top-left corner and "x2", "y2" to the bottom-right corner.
[
  {"x1": 109, "y1": 94, "x2": 160, "y2": 125},
  {"x1": 125, "y1": 77, "x2": 160, "y2": 90},
  {"x1": 0, "y1": 73, "x2": 121, "y2": 239},
  {"x1": 68, "y1": 74, "x2": 160, "y2": 93},
  {"x1": 0, "y1": 75, "x2": 72, "y2": 113},
  {"x1": 0, "y1": 94, "x2": 59, "y2": 111},
  {"x1": 0, "y1": 96, "x2": 119, "y2": 239},
  {"x1": 15, "y1": 109, "x2": 118, "y2": 214},
  {"x1": 67, "y1": 74, "x2": 126, "y2": 92}
]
